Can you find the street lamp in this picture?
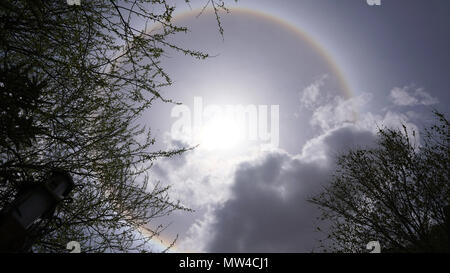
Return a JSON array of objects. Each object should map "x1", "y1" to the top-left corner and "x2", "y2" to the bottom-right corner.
[{"x1": 0, "y1": 169, "x2": 75, "y2": 252}]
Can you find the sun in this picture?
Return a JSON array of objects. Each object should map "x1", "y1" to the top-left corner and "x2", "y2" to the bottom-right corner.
[{"x1": 198, "y1": 115, "x2": 244, "y2": 151}]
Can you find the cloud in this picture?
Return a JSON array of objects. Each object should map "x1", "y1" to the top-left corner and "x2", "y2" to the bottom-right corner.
[
  {"x1": 203, "y1": 126, "x2": 377, "y2": 252},
  {"x1": 310, "y1": 93, "x2": 372, "y2": 131},
  {"x1": 309, "y1": 91, "x2": 420, "y2": 138},
  {"x1": 389, "y1": 86, "x2": 438, "y2": 106},
  {"x1": 191, "y1": 88, "x2": 422, "y2": 253},
  {"x1": 150, "y1": 138, "x2": 190, "y2": 180},
  {"x1": 151, "y1": 82, "x2": 424, "y2": 253},
  {"x1": 147, "y1": 134, "x2": 259, "y2": 246},
  {"x1": 299, "y1": 74, "x2": 328, "y2": 109}
]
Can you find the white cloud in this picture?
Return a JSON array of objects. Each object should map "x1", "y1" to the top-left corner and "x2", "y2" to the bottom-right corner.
[
  {"x1": 299, "y1": 74, "x2": 328, "y2": 109},
  {"x1": 308, "y1": 90, "x2": 420, "y2": 138},
  {"x1": 310, "y1": 92, "x2": 372, "y2": 132},
  {"x1": 389, "y1": 86, "x2": 438, "y2": 106}
]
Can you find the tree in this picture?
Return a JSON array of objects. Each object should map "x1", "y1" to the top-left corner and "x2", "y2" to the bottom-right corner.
[
  {"x1": 310, "y1": 112, "x2": 450, "y2": 253},
  {"x1": 0, "y1": 0, "x2": 230, "y2": 252}
]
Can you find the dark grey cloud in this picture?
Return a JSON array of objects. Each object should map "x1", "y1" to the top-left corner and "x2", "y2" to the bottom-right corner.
[{"x1": 206, "y1": 125, "x2": 377, "y2": 252}]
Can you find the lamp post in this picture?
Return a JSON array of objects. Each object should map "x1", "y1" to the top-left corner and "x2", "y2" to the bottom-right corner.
[{"x1": 0, "y1": 169, "x2": 75, "y2": 252}]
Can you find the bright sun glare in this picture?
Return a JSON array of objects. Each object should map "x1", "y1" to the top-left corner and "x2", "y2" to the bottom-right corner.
[{"x1": 198, "y1": 115, "x2": 244, "y2": 151}]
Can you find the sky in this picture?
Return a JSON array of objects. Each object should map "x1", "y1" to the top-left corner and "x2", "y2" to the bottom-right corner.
[{"x1": 137, "y1": 0, "x2": 450, "y2": 252}]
